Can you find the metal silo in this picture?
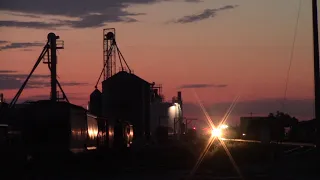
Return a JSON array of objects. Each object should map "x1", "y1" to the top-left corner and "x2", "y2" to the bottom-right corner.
[
  {"x1": 89, "y1": 88, "x2": 102, "y2": 116},
  {"x1": 101, "y1": 71, "x2": 151, "y2": 144}
]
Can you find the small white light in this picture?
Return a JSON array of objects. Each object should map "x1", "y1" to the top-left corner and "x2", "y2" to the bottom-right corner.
[{"x1": 220, "y1": 124, "x2": 228, "y2": 129}]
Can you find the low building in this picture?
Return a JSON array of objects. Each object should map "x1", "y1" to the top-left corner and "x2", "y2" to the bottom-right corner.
[
  {"x1": 240, "y1": 116, "x2": 283, "y2": 143},
  {"x1": 288, "y1": 119, "x2": 316, "y2": 143},
  {"x1": 150, "y1": 101, "x2": 171, "y2": 137},
  {"x1": 150, "y1": 91, "x2": 184, "y2": 142}
]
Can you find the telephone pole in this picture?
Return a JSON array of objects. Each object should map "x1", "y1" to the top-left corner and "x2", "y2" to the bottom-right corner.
[{"x1": 312, "y1": 0, "x2": 320, "y2": 149}]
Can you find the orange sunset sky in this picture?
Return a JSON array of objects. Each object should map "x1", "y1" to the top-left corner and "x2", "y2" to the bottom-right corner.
[{"x1": 0, "y1": 0, "x2": 317, "y2": 125}]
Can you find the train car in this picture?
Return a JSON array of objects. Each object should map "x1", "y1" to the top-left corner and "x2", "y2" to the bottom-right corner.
[
  {"x1": 17, "y1": 99, "x2": 136, "y2": 156},
  {"x1": 113, "y1": 120, "x2": 134, "y2": 149},
  {"x1": 69, "y1": 105, "x2": 88, "y2": 152},
  {"x1": 86, "y1": 113, "x2": 114, "y2": 149},
  {"x1": 21, "y1": 100, "x2": 88, "y2": 155},
  {"x1": 85, "y1": 113, "x2": 99, "y2": 149}
]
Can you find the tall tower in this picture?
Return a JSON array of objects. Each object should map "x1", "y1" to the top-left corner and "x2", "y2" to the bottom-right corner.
[
  {"x1": 46, "y1": 32, "x2": 64, "y2": 101},
  {"x1": 94, "y1": 28, "x2": 131, "y2": 89},
  {"x1": 103, "y1": 28, "x2": 117, "y2": 80}
]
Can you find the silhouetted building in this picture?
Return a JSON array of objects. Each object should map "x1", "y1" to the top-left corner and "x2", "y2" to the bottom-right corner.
[
  {"x1": 1, "y1": 102, "x2": 29, "y2": 128},
  {"x1": 101, "y1": 71, "x2": 151, "y2": 143},
  {"x1": 289, "y1": 119, "x2": 316, "y2": 143},
  {"x1": 150, "y1": 101, "x2": 171, "y2": 137},
  {"x1": 0, "y1": 101, "x2": 9, "y2": 124},
  {"x1": 240, "y1": 116, "x2": 283, "y2": 142}
]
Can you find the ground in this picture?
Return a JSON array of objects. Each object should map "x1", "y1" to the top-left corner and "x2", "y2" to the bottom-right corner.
[{"x1": 2, "y1": 140, "x2": 319, "y2": 180}]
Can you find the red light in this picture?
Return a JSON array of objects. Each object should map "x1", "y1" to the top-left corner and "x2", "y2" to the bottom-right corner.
[{"x1": 193, "y1": 127, "x2": 196, "y2": 130}]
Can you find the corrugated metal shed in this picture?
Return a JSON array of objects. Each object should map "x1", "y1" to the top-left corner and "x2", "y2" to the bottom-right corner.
[{"x1": 101, "y1": 71, "x2": 151, "y2": 141}]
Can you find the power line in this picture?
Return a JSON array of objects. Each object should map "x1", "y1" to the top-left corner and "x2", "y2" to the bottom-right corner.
[{"x1": 282, "y1": 0, "x2": 302, "y2": 112}]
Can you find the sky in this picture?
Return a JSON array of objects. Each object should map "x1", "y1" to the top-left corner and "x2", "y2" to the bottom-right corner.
[{"x1": 0, "y1": 0, "x2": 316, "y2": 126}]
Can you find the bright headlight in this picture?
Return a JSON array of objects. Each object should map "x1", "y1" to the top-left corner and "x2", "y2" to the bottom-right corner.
[{"x1": 211, "y1": 128, "x2": 222, "y2": 138}]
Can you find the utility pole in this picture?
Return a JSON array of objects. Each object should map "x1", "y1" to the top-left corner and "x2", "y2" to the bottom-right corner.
[{"x1": 312, "y1": 0, "x2": 320, "y2": 149}]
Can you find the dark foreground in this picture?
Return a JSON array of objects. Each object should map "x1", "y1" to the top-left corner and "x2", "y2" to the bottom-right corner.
[{"x1": 2, "y1": 140, "x2": 319, "y2": 180}]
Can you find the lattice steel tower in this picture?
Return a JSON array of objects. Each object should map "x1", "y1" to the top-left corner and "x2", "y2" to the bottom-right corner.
[{"x1": 103, "y1": 28, "x2": 117, "y2": 80}]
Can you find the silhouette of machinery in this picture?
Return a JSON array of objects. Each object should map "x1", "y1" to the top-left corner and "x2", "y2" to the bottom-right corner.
[
  {"x1": 95, "y1": 28, "x2": 131, "y2": 88},
  {"x1": 90, "y1": 28, "x2": 136, "y2": 149},
  {"x1": 0, "y1": 33, "x2": 89, "y2": 155},
  {"x1": 11, "y1": 33, "x2": 67, "y2": 107},
  {"x1": 0, "y1": 33, "x2": 68, "y2": 118}
]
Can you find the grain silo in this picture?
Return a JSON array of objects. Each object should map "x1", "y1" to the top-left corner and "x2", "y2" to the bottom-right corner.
[{"x1": 101, "y1": 71, "x2": 151, "y2": 143}]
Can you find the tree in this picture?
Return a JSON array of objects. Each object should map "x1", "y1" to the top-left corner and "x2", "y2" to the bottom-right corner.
[
  {"x1": 268, "y1": 111, "x2": 299, "y2": 141},
  {"x1": 275, "y1": 111, "x2": 298, "y2": 127},
  {"x1": 268, "y1": 111, "x2": 298, "y2": 127}
]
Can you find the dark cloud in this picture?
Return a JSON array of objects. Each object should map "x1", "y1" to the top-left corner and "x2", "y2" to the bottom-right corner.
[
  {"x1": 0, "y1": 0, "x2": 150, "y2": 17},
  {"x1": 20, "y1": 94, "x2": 51, "y2": 101},
  {"x1": 178, "y1": 83, "x2": 227, "y2": 89},
  {"x1": 0, "y1": 20, "x2": 64, "y2": 30},
  {"x1": 59, "y1": 82, "x2": 89, "y2": 86},
  {"x1": 4, "y1": 12, "x2": 42, "y2": 18},
  {"x1": 184, "y1": 0, "x2": 203, "y2": 2},
  {"x1": 0, "y1": 41, "x2": 44, "y2": 51},
  {"x1": 183, "y1": 98, "x2": 314, "y2": 126},
  {"x1": 0, "y1": 12, "x2": 144, "y2": 29},
  {"x1": 172, "y1": 5, "x2": 238, "y2": 24},
  {"x1": 0, "y1": 72, "x2": 50, "y2": 90},
  {"x1": 0, "y1": 71, "x2": 89, "y2": 90},
  {"x1": 59, "y1": 11, "x2": 144, "y2": 28},
  {"x1": 17, "y1": 93, "x2": 88, "y2": 103},
  {"x1": 21, "y1": 49, "x2": 34, "y2": 51},
  {"x1": 0, "y1": 0, "x2": 200, "y2": 29},
  {"x1": 0, "y1": 40, "x2": 9, "y2": 44},
  {"x1": 0, "y1": 70, "x2": 17, "y2": 73}
]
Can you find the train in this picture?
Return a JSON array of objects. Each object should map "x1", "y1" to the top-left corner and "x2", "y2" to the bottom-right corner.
[{"x1": 1, "y1": 100, "x2": 134, "y2": 156}]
